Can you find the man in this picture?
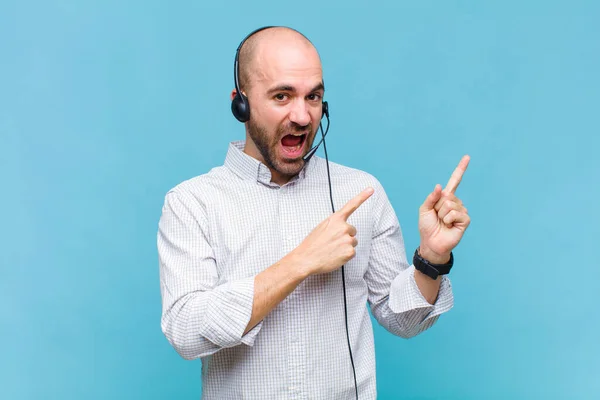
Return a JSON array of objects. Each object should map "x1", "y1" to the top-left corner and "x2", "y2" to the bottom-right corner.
[{"x1": 157, "y1": 26, "x2": 470, "y2": 399}]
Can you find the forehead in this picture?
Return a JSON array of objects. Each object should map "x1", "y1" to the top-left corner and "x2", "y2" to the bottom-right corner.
[{"x1": 253, "y1": 40, "x2": 323, "y2": 91}]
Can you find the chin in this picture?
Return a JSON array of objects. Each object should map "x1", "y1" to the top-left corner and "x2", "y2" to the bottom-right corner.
[
  {"x1": 276, "y1": 160, "x2": 305, "y2": 176},
  {"x1": 270, "y1": 151, "x2": 306, "y2": 175}
]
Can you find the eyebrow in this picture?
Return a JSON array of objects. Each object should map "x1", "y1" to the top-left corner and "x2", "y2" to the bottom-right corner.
[{"x1": 267, "y1": 82, "x2": 325, "y2": 95}]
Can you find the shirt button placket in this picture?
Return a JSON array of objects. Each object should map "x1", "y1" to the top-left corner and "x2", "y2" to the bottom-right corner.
[
  {"x1": 279, "y1": 185, "x2": 303, "y2": 399},
  {"x1": 289, "y1": 330, "x2": 304, "y2": 399}
]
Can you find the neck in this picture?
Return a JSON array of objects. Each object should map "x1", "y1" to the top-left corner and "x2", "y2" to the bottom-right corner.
[{"x1": 242, "y1": 137, "x2": 293, "y2": 186}]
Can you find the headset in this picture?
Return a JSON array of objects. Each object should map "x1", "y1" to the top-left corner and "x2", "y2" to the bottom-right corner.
[
  {"x1": 231, "y1": 26, "x2": 329, "y2": 124},
  {"x1": 232, "y1": 27, "x2": 358, "y2": 400}
]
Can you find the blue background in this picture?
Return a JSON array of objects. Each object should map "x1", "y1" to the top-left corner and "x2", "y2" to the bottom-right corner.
[{"x1": 2, "y1": 1, "x2": 599, "y2": 399}]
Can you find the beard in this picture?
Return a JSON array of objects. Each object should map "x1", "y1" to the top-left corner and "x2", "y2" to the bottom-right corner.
[{"x1": 247, "y1": 118, "x2": 318, "y2": 180}]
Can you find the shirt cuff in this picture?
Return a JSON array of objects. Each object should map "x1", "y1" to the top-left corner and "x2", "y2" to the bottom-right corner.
[
  {"x1": 388, "y1": 265, "x2": 454, "y2": 321},
  {"x1": 198, "y1": 276, "x2": 263, "y2": 349},
  {"x1": 241, "y1": 320, "x2": 263, "y2": 346}
]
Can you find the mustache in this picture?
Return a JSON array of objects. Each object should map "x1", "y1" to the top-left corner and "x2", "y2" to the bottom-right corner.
[{"x1": 278, "y1": 122, "x2": 313, "y2": 135}]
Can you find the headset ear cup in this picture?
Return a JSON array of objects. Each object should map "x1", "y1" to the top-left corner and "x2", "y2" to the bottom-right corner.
[
  {"x1": 231, "y1": 93, "x2": 250, "y2": 122},
  {"x1": 322, "y1": 101, "x2": 329, "y2": 119}
]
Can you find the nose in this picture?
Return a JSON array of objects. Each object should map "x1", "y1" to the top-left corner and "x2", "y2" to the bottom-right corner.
[{"x1": 289, "y1": 99, "x2": 311, "y2": 127}]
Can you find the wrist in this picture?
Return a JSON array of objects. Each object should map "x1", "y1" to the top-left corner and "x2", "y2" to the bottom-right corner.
[
  {"x1": 284, "y1": 251, "x2": 313, "y2": 280},
  {"x1": 414, "y1": 247, "x2": 454, "y2": 280},
  {"x1": 418, "y1": 246, "x2": 451, "y2": 265}
]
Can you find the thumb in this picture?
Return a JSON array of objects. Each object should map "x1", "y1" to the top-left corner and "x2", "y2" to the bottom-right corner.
[{"x1": 420, "y1": 184, "x2": 442, "y2": 213}]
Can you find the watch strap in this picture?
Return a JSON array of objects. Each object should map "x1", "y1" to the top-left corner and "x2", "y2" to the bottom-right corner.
[{"x1": 413, "y1": 248, "x2": 454, "y2": 280}]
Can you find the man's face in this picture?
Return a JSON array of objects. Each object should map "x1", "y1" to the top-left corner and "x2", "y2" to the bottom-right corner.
[{"x1": 242, "y1": 40, "x2": 324, "y2": 184}]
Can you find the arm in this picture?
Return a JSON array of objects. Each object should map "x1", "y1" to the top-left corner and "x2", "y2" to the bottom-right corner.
[
  {"x1": 243, "y1": 254, "x2": 308, "y2": 334},
  {"x1": 159, "y1": 187, "x2": 373, "y2": 358},
  {"x1": 413, "y1": 247, "x2": 446, "y2": 304},
  {"x1": 414, "y1": 156, "x2": 471, "y2": 305},
  {"x1": 158, "y1": 190, "x2": 270, "y2": 360},
  {"x1": 247, "y1": 187, "x2": 376, "y2": 333},
  {"x1": 364, "y1": 182, "x2": 454, "y2": 339}
]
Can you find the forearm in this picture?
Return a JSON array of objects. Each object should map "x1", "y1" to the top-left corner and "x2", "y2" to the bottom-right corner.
[
  {"x1": 414, "y1": 246, "x2": 449, "y2": 304},
  {"x1": 244, "y1": 253, "x2": 309, "y2": 334},
  {"x1": 244, "y1": 188, "x2": 374, "y2": 334},
  {"x1": 413, "y1": 270, "x2": 443, "y2": 304}
]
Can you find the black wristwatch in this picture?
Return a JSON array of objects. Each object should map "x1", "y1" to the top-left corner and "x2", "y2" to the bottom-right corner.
[{"x1": 413, "y1": 248, "x2": 454, "y2": 280}]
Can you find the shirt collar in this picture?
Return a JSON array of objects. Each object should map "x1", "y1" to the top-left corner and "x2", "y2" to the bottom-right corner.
[{"x1": 224, "y1": 140, "x2": 314, "y2": 186}]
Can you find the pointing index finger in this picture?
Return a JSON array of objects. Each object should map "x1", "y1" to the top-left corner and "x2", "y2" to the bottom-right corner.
[
  {"x1": 337, "y1": 187, "x2": 374, "y2": 220},
  {"x1": 444, "y1": 155, "x2": 470, "y2": 194}
]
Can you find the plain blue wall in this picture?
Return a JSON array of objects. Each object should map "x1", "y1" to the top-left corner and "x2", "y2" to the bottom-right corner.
[{"x1": 2, "y1": 1, "x2": 599, "y2": 399}]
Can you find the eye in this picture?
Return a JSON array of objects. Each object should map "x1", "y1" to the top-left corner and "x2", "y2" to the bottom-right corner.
[
  {"x1": 307, "y1": 93, "x2": 322, "y2": 101},
  {"x1": 274, "y1": 93, "x2": 288, "y2": 101}
]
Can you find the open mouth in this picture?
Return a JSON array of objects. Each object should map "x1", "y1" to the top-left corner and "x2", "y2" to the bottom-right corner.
[{"x1": 280, "y1": 133, "x2": 307, "y2": 158}]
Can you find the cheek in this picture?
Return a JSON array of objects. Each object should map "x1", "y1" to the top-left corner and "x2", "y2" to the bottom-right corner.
[
  {"x1": 310, "y1": 112, "x2": 321, "y2": 133},
  {"x1": 257, "y1": 106, "x2": 288, "y2": 128}
]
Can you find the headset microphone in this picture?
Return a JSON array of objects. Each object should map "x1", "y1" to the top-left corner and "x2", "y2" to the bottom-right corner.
[{"x1": 303, "y1": 102, "x2": 330, "y2": 163}]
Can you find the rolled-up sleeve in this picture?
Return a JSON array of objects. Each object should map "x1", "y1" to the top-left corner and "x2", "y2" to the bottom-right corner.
[
  {"x1": 364, "y1": 181, "x2": 454, "y2": 339},
  {"x1": 157, "y1": 190, "x2": 263, "y2": 360}
]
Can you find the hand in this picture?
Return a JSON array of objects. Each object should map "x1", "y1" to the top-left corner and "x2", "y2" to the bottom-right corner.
[
  {"x1": 418, "y1": 156, "x2": 471, "y2": 263},
  {"x1": 291, "y1": 187, "x2": 374, "y2": 276}
]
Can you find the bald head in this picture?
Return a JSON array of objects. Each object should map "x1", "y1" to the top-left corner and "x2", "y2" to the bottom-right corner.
[{"x1": 238, "y1": 27, "x2": 321, "y2": 92}]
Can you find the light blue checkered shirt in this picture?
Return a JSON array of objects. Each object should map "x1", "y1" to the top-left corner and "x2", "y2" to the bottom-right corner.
[{"x1": 157, "y1": 141, "x2": 454, "y2": 399}]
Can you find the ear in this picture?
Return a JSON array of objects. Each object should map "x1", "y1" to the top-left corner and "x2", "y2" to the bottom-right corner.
[{"x1": 230, "y1": 89, "x2": 238, "y2": 101}]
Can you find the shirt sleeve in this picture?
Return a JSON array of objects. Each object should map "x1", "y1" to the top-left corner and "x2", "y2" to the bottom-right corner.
[
  {"x1": 364, "y1": 180, "x2": 454, "y2": 339},
  {"x1": 157, "y1": 189, "x2": 263, "y2": 360}
]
